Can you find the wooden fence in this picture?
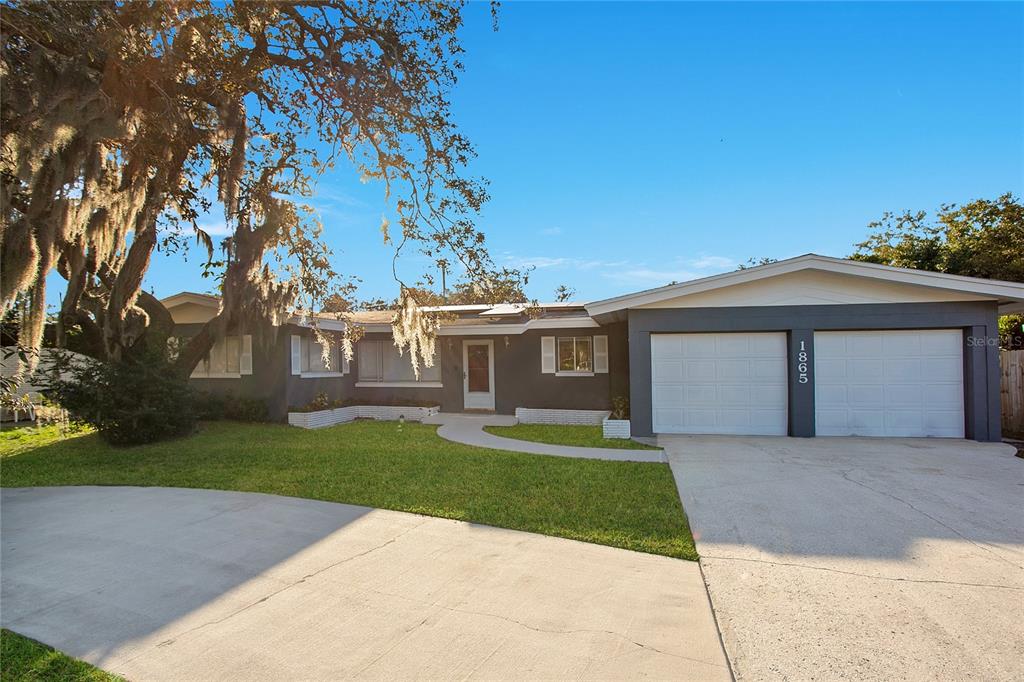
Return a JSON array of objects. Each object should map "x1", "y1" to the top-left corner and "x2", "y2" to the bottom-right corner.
[{"x1": 1001, "y1": 349, "x2": 1024, "y2": 436}]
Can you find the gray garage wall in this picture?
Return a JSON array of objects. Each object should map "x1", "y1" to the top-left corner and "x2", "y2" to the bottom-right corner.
[{"x1": 626, "y1": 301, "x2": 1002, "y2": 442}]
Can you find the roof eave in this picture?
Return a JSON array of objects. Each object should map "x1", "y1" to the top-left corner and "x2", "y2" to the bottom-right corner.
[{"x1": 584, "y1": 254, "x2": 1024, "y2": 316}]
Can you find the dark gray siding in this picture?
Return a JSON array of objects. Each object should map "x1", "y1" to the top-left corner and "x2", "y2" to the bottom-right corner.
[
  {"x1": 490, "y1": 324, "x2": 628, "y2": 414},
  {"x1": 627, "y1": 301, "x2": 1001, "y2": 442},
  {"x1": 174, "y1": 323, "x2": 291, "y2": 420},
  {"x1": 284, "y1": 323, "x2": 630, "y2": 416}
]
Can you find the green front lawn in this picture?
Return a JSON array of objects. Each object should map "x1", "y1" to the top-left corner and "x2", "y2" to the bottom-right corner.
[
  {"x1": 1, "y1": 629, "x2": 123, "y2": 682},
  {"x1": 0, "y1": 421, "x2": 695, "y2": 560},
  {"x1": 484, "y1": 423, "x2": 662, "y2": 451}
]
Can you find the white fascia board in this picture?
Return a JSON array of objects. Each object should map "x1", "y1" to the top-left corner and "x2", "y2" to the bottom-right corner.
[
  {"x1": 527, "y1": 317, "x2": 600, "y2": 329},
  {"x1": 421, "y1": 304, "x2": 493, "y2": 313},
  {"x1": 288, "y1": 315, "x2": 347, "y2": 332},
  {"x1": 435, "y1": 318, "x2": 599, "y2": 335},
  {"x1": 478, "y1": 302, "x2": 585, "y2": 316},
  {"x1": 359, "y1": 323, "x2": 394, "y2": 333},
  {"x1": 437, "y1": 323, "x2": 529, "y2": 336},
  {"x1": 585, "y1": 253, "x2": 1024, "y2": 315},
  {"x1": 354, "y1": 317, "x2": 601, "y2": 337}
]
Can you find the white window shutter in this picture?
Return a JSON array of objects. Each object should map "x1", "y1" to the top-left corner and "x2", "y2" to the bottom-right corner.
[
  {"x1": 240, "y1": 335, "x2": 253, "y2": 375},
  {"x1": 541, "y1": 336, "x2": 556, "y2": 374},
  {"x1": 341, "y1": 345, "x2": 350, "y2": 375},
  {"x1": 290, "y1": 335, "x2": 302, "y2": 375},
  {"x1": 594, "y1": 335, "x2": 609, "y2": 374}
]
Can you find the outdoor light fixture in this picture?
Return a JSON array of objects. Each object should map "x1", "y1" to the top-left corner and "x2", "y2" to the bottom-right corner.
[{"x1": 504, "y1": 336, "x2": 510, "y2": 348}]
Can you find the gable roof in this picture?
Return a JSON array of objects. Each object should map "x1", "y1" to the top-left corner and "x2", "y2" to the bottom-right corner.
[
  {"x1": 585, "y1": 254, "x2": 1024, "y2": 317},
  {"x1": 160, "y1": 291, "x2": 221, "y2": 310}
]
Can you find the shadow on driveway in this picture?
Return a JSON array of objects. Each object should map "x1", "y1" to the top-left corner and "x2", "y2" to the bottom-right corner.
[
  {"x1": 1, "y1": 486, "x2": 729, "y2": 680},
  {"x1": 664, "y1": 435, "x2": 1023, "y2": 681}
]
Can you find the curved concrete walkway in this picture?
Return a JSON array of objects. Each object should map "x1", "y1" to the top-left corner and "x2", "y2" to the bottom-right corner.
[
  {"x1": 1, "y1": 486, "x2": 728, "y2": 681},
  {"x1": 423, "y1": 413, "x2": 666, "y2": 463}
]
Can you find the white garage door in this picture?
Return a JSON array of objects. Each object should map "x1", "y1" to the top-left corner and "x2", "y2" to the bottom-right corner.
[
  {"x1": 815, "y1": 330, "x2": 964, "y2": 438},
  {"x1": 651, "y1": 333, "x2": 788, "y2": 435}
]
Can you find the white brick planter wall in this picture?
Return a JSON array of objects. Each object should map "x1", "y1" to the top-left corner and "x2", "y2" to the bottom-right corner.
[
  {"x1": 288, "y1": 405, "x2": 440, "y2": 430},
  {"x1": 602, "y1": 419, "x2": 631, "y2": 439},
  {"x1": 514, "y1": 407, "x2": 611, "y2": 426}
]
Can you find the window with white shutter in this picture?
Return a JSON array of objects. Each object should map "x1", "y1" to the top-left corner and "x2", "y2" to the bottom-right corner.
[
  {"x1": 541, "y1": 336, "x2": 556, "y2": 374},
  {"x1": 295, "y1": 334, "x2": 344, "y2": 377},
  {"x1": 191, "y1": 335, "x2": 250, "y2": 379},
  {"x1": 593, "y1": 335, "x2": 608, "y2": 373}
]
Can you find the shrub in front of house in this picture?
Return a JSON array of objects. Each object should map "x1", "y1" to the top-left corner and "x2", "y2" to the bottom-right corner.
[
  {"x1": 48, "y1": 355, "x2": 197, "y2": 446},
  {"x1": 603, "y1": 396, "x2": 631, "y2": 439},
  {"x1": 290, "y1": 395, "x2": 440, "y2": 413},
  {"x1": 194, "y1": 391, "x2": 271, "y2": 422}
]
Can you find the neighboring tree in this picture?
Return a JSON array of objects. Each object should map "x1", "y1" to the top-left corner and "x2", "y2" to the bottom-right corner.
[
  {"x1": 737, "y1": 257, "x2": 779, "y2": 270},
  {"x1": 851, "y1": 193, "x2": 1023, "y2": 282},
  {"x1": 852, "y1": 193, "x2": 1023, "y2": 349},
  {"x1": 1, "y1": 0, "x2": 523, "y2": 380},
  {"x1": 553, "y1": 284, "x2": 576, "y2": 302}
]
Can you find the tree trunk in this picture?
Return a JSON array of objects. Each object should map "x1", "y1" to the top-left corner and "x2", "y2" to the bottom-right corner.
[{"x1": 173, "y1": 319, "x2": 218, "y2": 378}]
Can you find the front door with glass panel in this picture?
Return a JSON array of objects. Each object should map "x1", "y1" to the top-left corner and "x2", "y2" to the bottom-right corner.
[{"x1": 463, "y1": 340, "x2": 495, "y2": 410}]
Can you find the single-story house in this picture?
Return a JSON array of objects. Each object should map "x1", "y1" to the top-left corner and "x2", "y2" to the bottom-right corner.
[{"x1": 165, "y1": 254, "x2": 1024, "y2": 441}]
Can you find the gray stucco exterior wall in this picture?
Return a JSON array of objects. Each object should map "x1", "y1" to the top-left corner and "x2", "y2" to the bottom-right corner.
[
  {"x1": 626, "y1": 301, "x2": 1002, "y2": 442},
  {"x1": 174, "y1": 323, "x2": 291, "y2": 419},
  {"x1": 283, "y1": 323, "x2": 629, "y2": 416}
]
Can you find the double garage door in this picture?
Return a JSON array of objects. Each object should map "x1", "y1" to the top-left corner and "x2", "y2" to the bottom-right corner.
[{"x1": 651, "y1": 330, "x2": 964, "y2": 437}]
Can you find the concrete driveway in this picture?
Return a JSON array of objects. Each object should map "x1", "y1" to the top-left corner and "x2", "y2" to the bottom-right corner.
[
  {"x1": 665, "y1": 435, "x2": 1024, "y2": 681},
  {"x1": 1, "y1": 486, "x2": 729, "y2": 681}
]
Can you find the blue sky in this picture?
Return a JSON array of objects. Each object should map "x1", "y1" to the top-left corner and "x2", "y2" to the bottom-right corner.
[{"x1": 142, "y1": 1, "x2": 1024, "y2": 305}]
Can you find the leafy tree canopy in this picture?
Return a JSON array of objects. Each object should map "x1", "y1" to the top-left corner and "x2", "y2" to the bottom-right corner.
[
  {"x1": 850, "y1": 193, "x2": 1023, "y2": 282},
  {"x1": 854, "y1": 193, "x2": 1023, "y2": 349},
  {"x1": 1, "y1": 0, "x2": 521, "y2": 378},
  {"x1": 742, "y1": 194, "x2": 1023, "y2": 348}
]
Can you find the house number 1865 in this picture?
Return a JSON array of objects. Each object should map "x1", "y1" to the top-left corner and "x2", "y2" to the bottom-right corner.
[{"x1": 797, "y1": 341, "x2": 809, "y2": 384}]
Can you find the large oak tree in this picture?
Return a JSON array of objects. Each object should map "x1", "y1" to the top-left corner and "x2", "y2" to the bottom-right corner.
[{"x1": 1, "y1": 0, "x2": 522, "y2": 376}]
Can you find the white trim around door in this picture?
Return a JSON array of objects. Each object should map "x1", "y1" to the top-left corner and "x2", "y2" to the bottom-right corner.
[{"x1": 463, "y1": 339, "x2": 495, "y2": 410}]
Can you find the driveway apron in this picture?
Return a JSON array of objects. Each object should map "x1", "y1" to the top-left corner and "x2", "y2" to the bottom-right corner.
[
  {"x1": 1, "y1": 486, "x2": 729, "y2": 681},
  {"x1": 665, "y1": 435, "x2": 1024, "y2": 681}
]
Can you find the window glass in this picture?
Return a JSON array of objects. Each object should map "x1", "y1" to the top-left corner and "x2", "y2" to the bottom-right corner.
[
  {"x1": 225, "y1": 336, "x2": 240, "y2": 373},
  {"x1": 557, "y1": 338, "x2": 576, "y2": 371},
  {"x1": 381, "y1": 343, "x2": 414, "y2": 382},
  {"x1": 358, "y1": 339, "x2": 440, "y2": 382},
  {"x1": 556, "y1": 337, "x2": 593, "y2": 372},
  {"x1": 575, "y1": 337, "x2": 592, "y2": 372},
  {"x1": 191, "y1": 336, "x2": 243, "y2": 377},
  {"x1": 357, "y1": 340, "x2": 381, "y2": 381},
  {"x1": 309, "y1": 340, "x2": 325, "y2": 372},
  {"x1": 209, "y1": 338, "x2": 227, "y2": 374},
  {"x1": 303, "y1": 336, "x2": 339, "y2": 373},
  {"x1": 382, "y1": 342, "x2": 440, "y2": 381}
]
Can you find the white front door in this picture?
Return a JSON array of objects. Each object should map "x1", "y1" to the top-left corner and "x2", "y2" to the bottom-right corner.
[
  {"x1": 651, "y1": 332, "x2": 789, "y2": 435},
  {"x1": 463, "y1": 340, "x2": 495, "y2": 410},
  {"x1": 814, "y1": 330, "x2": 964, "y2": 437}
]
